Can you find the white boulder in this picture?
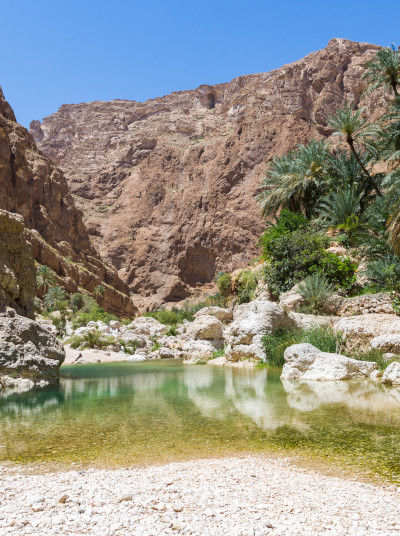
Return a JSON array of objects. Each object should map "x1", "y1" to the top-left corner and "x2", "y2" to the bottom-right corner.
[
  {"x1": 194, "y1": 306, "x2": 233, "y2": 323},
  {"x1": 281, "y1": 343, "x2": 378, "y2": 381},
  {"x1": 186, "y1": 315, "x2": 223, "y2": 341},
  {"x1": 126, "y1": 316, "x2": 167, "y2": 337},
  {"x1": 382, "y1": 361, "x2": 400, "y2": 386},
  {"x1": 334, "y1": 314, "x2": 400, "y2": 342}
]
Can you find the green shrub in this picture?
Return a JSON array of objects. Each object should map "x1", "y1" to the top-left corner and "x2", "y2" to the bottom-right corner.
[
  {"x1": 215, "y1": 272, "x2": 232, "y2": 297},
  {"x1": 72, "y1": 306, "x2": 118, "y2": 328},
  {"x1": 70, "y1": 293, "x2": 85, "y2": 312},
  {"x1": 366, "y1": 254, "x2": 400, "y2": 291},
  {"x1": 298, "y1": 274, "x2": 334, "y2": 314},
  {"x1": 236, "y1": 270, "x2": 258, "y2": 304},
  {"x1": 259, "y1": 210, "x2": 308, "y2": 259},
  {"x1": 150, "y1": 336, "x2": 161, "y2": 351},
  {"x1": 212, "y1": 348, "x2": 225, "y2": 359},
  {"x1": 43, "y1": 286, "x2": 67, "y2": 311},
  {"x1": 144, "y1": 307, "x2": 194, "y2": 325},
  {"x1": 118, "y1": 339, "x2": 141, "y2": 354},
  {"x1": 52, "y1": 315, "x2": 67, "y2": 337},
  {"x1": 263, "y1": 226, "x2": 356, "y2": 294},
  {"x1": 261, "y1": 326, "x2": 343, "y2": 367},
  {"x1": 68, "y1": 330, "x2": 114, "y2": 350},
  {"x1": 165, "y1": 326, "x2": 178, "y2": 336},
  {"x1": 351, "y1": 347, "x2": 389, "y2": 371}
]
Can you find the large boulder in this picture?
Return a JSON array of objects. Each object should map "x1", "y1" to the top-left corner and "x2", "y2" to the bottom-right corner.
[
  {"x1": 225, "y1": 297, "x2": 295, "y2": 362},
  {"x1": 279, "y1": 285, "x2": 304, "y2": 311},
  {"x1": 186, "y1": 315, "x2": 224, "y2": 341},
  {"x1": 290, "y1": 312, "x2": 339, "y2": 330},
  {"x1": 281, "y1": 343, "x2": 377, "y2": 381},
  {"x1": 126, "y1": 316, "x2": 167, "y2": 337},
  {"x1": 333, "y1": 314, "x2": 400, "y2": 344},
  {"x1": 194, "y1": 306, "x2": 233, "y2": 323},
  {"x1": 382, "y1": 361, "x2": 400, "y2": 386},
  {"x1": 181, "y1": 340, "x2": 218, "y2": 364},
  {"x1": 0, "y1": 312, "x2": 65, "y2": 388}
]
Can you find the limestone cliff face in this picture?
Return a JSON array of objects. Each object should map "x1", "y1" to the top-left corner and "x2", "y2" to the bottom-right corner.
[
  {"x1": 0, "y1": 210, "x2": 36, "y2": 318},
  {"x1": 31, "y1": 39, "x2": 382, "y2": 309},
  {"x1": 0, "y1": 88, "x2": 134, "y2": 316}
]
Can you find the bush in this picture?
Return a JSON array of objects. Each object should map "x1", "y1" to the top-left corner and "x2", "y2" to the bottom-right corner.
[
  {"x1": 261, "y1": 326, "x2": 343, "y2": 367},
  {"x1": 259, "y1": 210, "x2": 308, "y2": 259},
  {"x1": 298, "y1": 274, "x2": 334, "y2": 314},
  {"x1": 43, "y1": 286, "x2": 67, "y2": 311},
  {"x1": 366, "y1": 254, "x2": 400, "y2": 291},
  {"x1": 215, "y1": 272, "x2": 232, "y2": 297},
  {"x1": 263, "y1": 226, "x2": 356, "y2": 294},
  {"x1": 165, "y1": 326, "x2": 178, "y2": 336},
  {"x1": 72, "y1": 306, "x2": 118, "y2": 329},
  {"x1": 68, "y1": 330, "x2": 114, "y2": 350},
  {"x1": 236, "y1": 270, "x2": 258, "y2": 304},
  {"x1": 118, "y1": 339, "x2": 141, "y2": 354},
  {"x1": 144, "y1": 307, "x2": 194, "y2": 325},
  {"x1": 70, "y1": 293, "x2": 85, "y2": 312}
]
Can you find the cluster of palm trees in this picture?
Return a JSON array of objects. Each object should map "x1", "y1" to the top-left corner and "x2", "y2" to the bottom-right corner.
[{"x1": 258, "y1": 45, "x2": 400, "y2": 267}]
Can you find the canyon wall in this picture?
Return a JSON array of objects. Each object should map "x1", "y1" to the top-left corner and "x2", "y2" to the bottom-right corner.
[
  {"x1": 31, "y1": 39, "x2": 381, "y2": 309},
  {"x1": 0, "y1": 87, "x2": 134, "y2": 316}
]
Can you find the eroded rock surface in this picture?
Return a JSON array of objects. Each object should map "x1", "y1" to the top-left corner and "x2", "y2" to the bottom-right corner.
[
  {"x1": 0, "y1": 312, "x2": 65, "y2": 389},
  {"x1": 31, "y1": 39, "x2": 382, "y2": 308},
  {"x1": 0, "y1": 87, "x2": 133, "y2": 316},
  {"x1": 281, "y1": 343, "x2": 377, "y2": 381}
]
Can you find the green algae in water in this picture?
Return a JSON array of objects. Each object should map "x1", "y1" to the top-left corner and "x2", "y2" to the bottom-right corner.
[{"x1": 0, "y1": 361, "x2": 400, "y2": 482}]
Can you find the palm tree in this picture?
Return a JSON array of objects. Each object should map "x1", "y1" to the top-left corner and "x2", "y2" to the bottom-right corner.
[
  {"x1": 328, "y1": 105, "x2": 383, "y2": 199},
  {"x1": 258, "y1": 139, "x2": 332, "y2": 218},
  {"x1": 36, "y1": 265, "x2": 55, "y2": 294},
  {"x1": 43, "y1": 286, "x2": 67, "y2": 311},
  {"x1": 317, "y1": 186, "x2": 363, "y2": 227},
  {"x1": 94, "y1": 285, "x2": 105, "y2": 300},
  {"x1": 363, "y1": 45, "x2": 400, "y2": 98}
]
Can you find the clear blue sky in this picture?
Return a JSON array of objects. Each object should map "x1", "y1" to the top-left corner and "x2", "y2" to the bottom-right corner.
[{"x1": 1, "y1": 0, "x2": 399, "y2": 127}]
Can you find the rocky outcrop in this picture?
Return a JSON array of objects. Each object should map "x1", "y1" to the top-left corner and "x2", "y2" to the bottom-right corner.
[
  {"x1": 194, "y1": 306, "x2": 233, "y2": 323},
  {"x1": 382, "y1": 362, "x2": 400, "y2": 386},
  {"x1": 0, "y1": 87, "x2": 133, "y2": 316},
  {"x1": 0, "y1": 210, "x2": 36, "y2": 317},
  {"x1": 0, "y1": 310, "x2": 65, "y2": 390},
  {"x1": 281, "y1": 343, "x2": 378, "y2": 381},
  {"x1": 370, "y1": 334, "x2": 400, "y2": 354},
  {"x1": 333, "y1": 314, "x2": 400, "y2": 344},
  {"x1": 225, "y1": 297, "x2": 295, "y2": 362},
  {"x1": 337, "y1": 293, "x2": 394, "y2": 316},
  {"x1": 31, "y1": 39, "x2": 382, "y2": 308}
]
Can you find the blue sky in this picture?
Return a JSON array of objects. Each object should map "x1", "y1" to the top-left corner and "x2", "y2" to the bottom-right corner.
[{"x1": 1, "y1": 0, "x2": 399, "y2": 127}]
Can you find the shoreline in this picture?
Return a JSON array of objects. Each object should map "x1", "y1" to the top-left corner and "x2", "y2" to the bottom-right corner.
[{"x1": 1, "y1": 456, "x2": 399, "y2": 535}]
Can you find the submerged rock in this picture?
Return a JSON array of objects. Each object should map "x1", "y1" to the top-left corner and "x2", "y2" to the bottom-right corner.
[
  {"x1": 281, "y1": 343, "x2": 377, "y2": 381},
  {"x1": 0, "y1": 312, "x2": 65, "y2": 388}
]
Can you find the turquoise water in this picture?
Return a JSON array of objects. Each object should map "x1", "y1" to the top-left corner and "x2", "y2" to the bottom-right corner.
[{"x1": 0, "y1": 360, "x2": 400, "y2": 481}]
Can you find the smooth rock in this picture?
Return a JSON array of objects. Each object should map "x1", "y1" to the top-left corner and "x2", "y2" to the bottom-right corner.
[{"x1": 382, "y1": 362, "x2": 400, "y2": 386}]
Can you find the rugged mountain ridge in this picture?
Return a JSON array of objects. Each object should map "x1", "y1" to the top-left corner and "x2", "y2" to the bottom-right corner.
[
  {"x1": 0, "y1": 87, "x2": 134, "y2": 316},
  {"x1": 31, "y1": 39, "x2": 382, "y2": 309}
]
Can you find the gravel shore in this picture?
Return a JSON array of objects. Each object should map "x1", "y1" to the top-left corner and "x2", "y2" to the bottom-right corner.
[{"x1": 1, "y1": 456, "x2": 399, "y2": 536}]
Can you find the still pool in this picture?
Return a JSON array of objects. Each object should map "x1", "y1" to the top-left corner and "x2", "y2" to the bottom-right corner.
[{"x1": 1, "y1": 361, "x2": 400, "y2": 481}]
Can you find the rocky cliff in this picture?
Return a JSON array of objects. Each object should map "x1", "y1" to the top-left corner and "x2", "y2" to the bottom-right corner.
[
  {"x1": 31, "y1": 39, "x2": 382, "y2": 309},
  {"x1": 0, "y1": 88, "x2": 134, "y2": 316}
]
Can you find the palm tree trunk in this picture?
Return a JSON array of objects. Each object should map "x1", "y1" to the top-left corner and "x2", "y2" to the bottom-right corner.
[{"x1": 347, "y1": 137, "x2": 383, "y2": 198}]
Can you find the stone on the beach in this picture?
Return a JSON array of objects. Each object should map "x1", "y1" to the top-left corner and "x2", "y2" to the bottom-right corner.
[
  {"x1": 186, "y1": 315, "x2": 223, "y2": 341},
  {"x1": 382, "y1": 361, "x2": 400, "y2": 386},
  {"x1": 281, "y1": 343, "x2": 377, "y2": 381},
  {"x1": 194, "y1": 306, "x2": 233, "y2": 323}
]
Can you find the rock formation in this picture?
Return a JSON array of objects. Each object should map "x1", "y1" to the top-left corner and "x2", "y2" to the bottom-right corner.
[
  {"x1": 0, "y1": 87, "x2": 133, "y2": 316},
  {"x1": 31, "y1": 39, "x2": 383, "y2": 308},
  {"x1": 0, "y1": 210, "x2": 36, "y2": 317}
]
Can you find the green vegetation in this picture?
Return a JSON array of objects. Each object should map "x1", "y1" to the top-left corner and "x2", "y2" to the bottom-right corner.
[
  {"x1": 298, "y1": 274, "x2": 334, "y2": 314},
  {"x1": 118, "y1": 339, "x2": 142, "y2": 354},
  {"x1": 72, "y1": 307, "x2": 118, "y2": 329},
  {"x1": 236, "y1": 270, "x2": 258, "y2": 304},
  {"x1": 262, "y1": 326, "x2": 344, "y2": 368},
  {"x1": 36, "y1": 264, "x2": 56, "y2": 294},
  {"x1": 144, "y1": 307, "x2": 194, "y2": 325},
  {"x1": 94, "y1": 285, "x2": 106, "y2": 299},
  {"x1": 257, "y1": 45, "x2": 400, "y2": 296},
  {"x1": 215, "y1": 271, "x2": 232, "y2": 297},
  {"x1": 68, "y1": 329, "x2": 114, "y2": 350},
  {"x1": 43, "y1": 286, "x2": 67, "y2": 311}
]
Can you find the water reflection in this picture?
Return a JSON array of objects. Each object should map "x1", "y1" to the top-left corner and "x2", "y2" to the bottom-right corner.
[{"x1": 0, "y1": 361, "x2": 400, "y2": 479}]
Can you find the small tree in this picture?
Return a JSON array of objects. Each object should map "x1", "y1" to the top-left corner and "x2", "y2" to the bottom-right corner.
[
  {"x1": 36, "y1": 265, "x2": 55, "y2": 294},
  {"x1": 44, "y1": 286, "x2": 67, "y2": 311},
  {"x1": 363, "y1": 45, "x2": 400, "y2": 98},
  {"x1": 94, "y1": 285, "x2": 105, "y2": 300}
]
